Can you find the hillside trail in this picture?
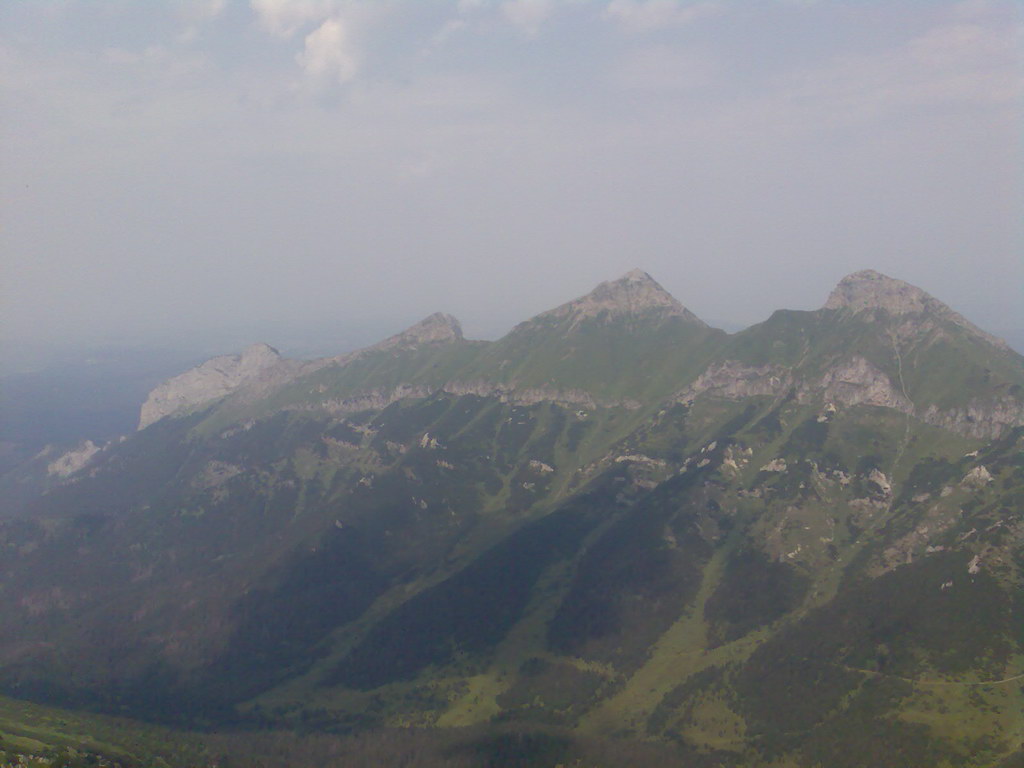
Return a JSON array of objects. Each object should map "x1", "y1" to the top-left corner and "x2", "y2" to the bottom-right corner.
[
  {"x1": 888, "y1": 329, "x2": 915, "y2": 477},
  {"x1": 837, "y1": 663, "x2": 1024, "y2": 688}
]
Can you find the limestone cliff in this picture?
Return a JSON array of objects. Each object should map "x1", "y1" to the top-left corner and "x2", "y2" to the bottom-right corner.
[
  {"x1": 138, "y1": 343, "x2": 287, "y2": 429},
  {"x1": 673, "y1": 270, "x2": 1023, "y2": 439},
  {"x1": 46, "y1": 440, "x2": 102, "y2": 478}
]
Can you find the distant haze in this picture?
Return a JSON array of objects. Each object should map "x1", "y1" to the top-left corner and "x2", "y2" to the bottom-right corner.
[{"x1": 2, "y1": 1, "x2": 1021, "y2": 360}]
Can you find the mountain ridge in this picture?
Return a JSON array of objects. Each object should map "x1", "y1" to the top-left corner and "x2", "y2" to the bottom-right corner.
[
  {"x1": 6, "y1": 267, "x2": 1023, "y2": 767},
  {"x1": 136, "y1": 268, "x2": 1024, "y2": 442}
]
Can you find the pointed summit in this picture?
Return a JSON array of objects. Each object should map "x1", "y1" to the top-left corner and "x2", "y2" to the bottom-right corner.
[
  {"x1": 621, "y1": 267, "x2": 656, "y2": 281},
  {"x1": 535, "y1": 269, "x2": 706, "y2": 330},
  {"x1": 318, "y1": 313, "x2": 464, "y2": 372},
  {"x1": 377, "y1": 312, "x2": 464, "y2": 350},
  {"x1": 238, "y1": 342, "x2": 282, "y2": 375},
  {"x1": 825, "y1": 270, "x2": 939, "y2": 316},
  {"x1": 824, "y1": 269, "x2": 1007, "y2": 348}
]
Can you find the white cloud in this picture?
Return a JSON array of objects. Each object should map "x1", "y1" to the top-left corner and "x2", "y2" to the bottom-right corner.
[
  {"x1": 501, "y1": 0, "x2": 552, "y2": 35},
  {"x1": 4, "y1": 2, "x2": 1021, "y2": 349},
  {"x1": 251, "y1": 0, "x2": 337, "y2": 38},
  {"x1": 296, "y1": 16, "x2": 358, "y2": 83},
  {"x1": 251, "y1": 1, "x2": 384, "y2": 83},
  {"x1": 604, "y1": 0, "x2": 720, "y2": 33}
]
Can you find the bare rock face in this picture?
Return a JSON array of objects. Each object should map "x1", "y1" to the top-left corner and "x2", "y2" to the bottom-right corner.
[
  {"x1": 444, "y1": 380, "x2": 640, "y2": 410},
  {"x1": 920, "y1": 398, "x2": 1024, "y2": 441},
  {"x1": 47, "y1": 440, "x2": 101, "y2": 478},
  {"x1": 678, "y1": 361, "x2": 792, "y2": 403},
  {"x1": 825, "y1": 270, "x2": 1007, "y2": 348},
  {"x1": 825, "y1": 270, "x2": 935, "y2": 316},
  {"x1": 534, "y1": 268, "x2": 706, "y2": 330},
  {"x1": 138, "y1": 343, "x2": 285, "y2": 429},
  {"x1": 375, "y1": 312, "x2": 463, "y2": 350},
  {"x1": 679, "y1": 356, "x2": 911, "y2": 413},
  {"x1": 809, "y1": 356, "x2": 913, "y2": 413}
]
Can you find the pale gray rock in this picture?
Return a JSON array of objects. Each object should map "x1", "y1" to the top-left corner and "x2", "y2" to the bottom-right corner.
[
  {"x1": 47, "y1": 440, "x2": 101, "y2": 478},
  {"x1": 529, "y1": 268, "x2": 705, "y2": 331},
  {"x1": 677, "y1": 355, "x2": 915, "y2": 413},
  {"x1": 681, "y1": 352, "x2": 1021, "y2": 438},
  {"x1": 825, "y1": 270, "x2": 1008, "y2": 349},
  {"x1": 166, "y1": 314, "x2": 468, "y2": 424},
  {"x1": 444, "y1": 380, "x2": 641, "y2": 410},
  {"x1": 921, "y1": 398, "x2": 1024, "y2": 441},
  {"x1": 678, "y1": 361, "x2": 791, "y2": 403},
  {"x1": 138, "y1": 343, "x2": 286, "y2": 429},
  {"x1": 962, "y1": 465, "x2": 993, "y2": 487},
  {"x1": 286, "y1": 379, "x2": 644, "y2": 418},
  {"x1": 807, "y1": 356, "x2": 913, "y2": 413},
  {"x1": 290, "y1": 384, "x2": 436, "y2": 417}
]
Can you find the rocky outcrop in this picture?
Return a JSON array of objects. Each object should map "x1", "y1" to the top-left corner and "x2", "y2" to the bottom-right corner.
[
  {"x1": 289, "y1": 380, "x2": 643, "y2": 417},
  {"x1": 444, "y1": 380, "x2": 641, "y2": 409},
  {"x1": 136, "y1": 272, "x2": 1021, "y2": 443},
  {"x1": 680, "y1": 355, "x2": 910, "y2": 413},
  {"x1": 138, "y1": 343, "x2": 287, "y2": 429},
  {"x1": 825, "y1": 270, "x2": 1007, "y2": 349},
  {"x1": 144, "y1": 314, "x2": 467, "y2": 426},
  {"x1": 288, "y1": 384, "x2": 436, "y2": 416},
  {"x1": 920, "y1": 398, "x2": 1024, "y2": 441},
  {"x1": 680, "y1": 353, "x2": 1021, "y2": 438},
  {"x1": 677, "y1": 361, "x2": 792, "y2": 403},
  {"x1": 526, "y1": 268, "x2": 706, "y2": 331},
  {"x1": 807, "y1": 356, "x2": 912, "y2": 413},
  {"x1": 47, "y1": 440, "x2": 101, "y2": 478}
]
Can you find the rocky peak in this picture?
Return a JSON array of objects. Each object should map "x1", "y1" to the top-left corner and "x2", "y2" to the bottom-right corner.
[
  {"x1": 825, "y1": 269, "x2": 1007, "y2": 348},
  {"x1": 315, "y1": 313, "x2": 465, "y2": 374},
  {"x1": 377, "y1": 313, "x2": 464, "y2": 350},
  {"x1": 238, "y1": 343, "x2": 282, "y2": 374},
  {"x1": 138, "y1": 343, "x2": 287, "y2": 430},
  {"x1": 825, "y1": 270, "x2": 938, "y2": 316},
  {"x1": 539, "y1": 269, "x2": 706, "y2": 329}
]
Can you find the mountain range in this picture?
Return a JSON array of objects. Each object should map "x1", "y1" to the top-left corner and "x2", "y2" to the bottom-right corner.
[{"x1": 1, "y1": 268, "x2": 1022, "y2": 768}]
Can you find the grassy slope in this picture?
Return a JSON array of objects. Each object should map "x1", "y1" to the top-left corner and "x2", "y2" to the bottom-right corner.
[
  {"x1": 284, "y1": 394, "x2": 1024, "y2": 766},
  {"x1": 456, "y1": 312, "x2": 725, "y2": 404},
  {"x1": 2, "y1": 301, "x2": 1024, "y2": 767},
  {"x1": 0, "y1": 694, "x2": 205, "y2": 766}
]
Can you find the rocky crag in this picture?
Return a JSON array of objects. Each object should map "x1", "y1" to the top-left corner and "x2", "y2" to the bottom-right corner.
[{"x1": 138, "y1": 343, "x2": 291, "y2": 429}]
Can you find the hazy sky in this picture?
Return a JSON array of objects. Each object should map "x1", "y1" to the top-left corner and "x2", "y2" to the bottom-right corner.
[{"x1": 2, "y1": 0, "x2": 1022, "y2": 356}]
